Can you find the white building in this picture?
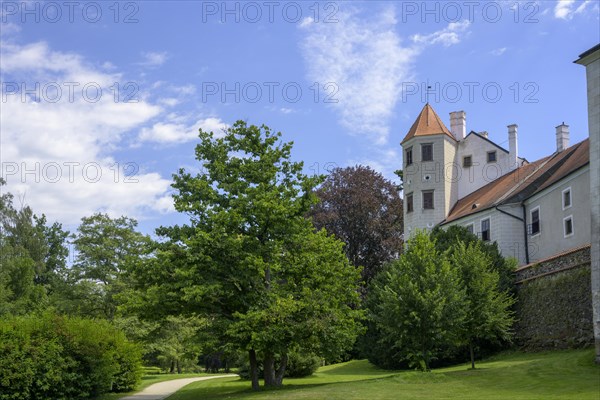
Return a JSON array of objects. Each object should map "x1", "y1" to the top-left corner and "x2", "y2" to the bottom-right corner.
[
  {"x1": 401, "y1": 103, "x2": 590, "y2": 266},
  {"x1": 575, "y1": 43, "x2": 600, "y2": 363}
]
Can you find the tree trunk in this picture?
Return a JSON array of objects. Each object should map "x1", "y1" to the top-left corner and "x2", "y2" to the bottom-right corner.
[
  {"x1": 274, "y1": 353, "x2": 288, "y2": 386},
  {"x1": 249, "y1": 349, "x2": 259, "y2": 391},
  {"x1": 469, "y1": 342, "x2": 475, "y2": 369},
  {"x1": 263, "y1": 352, "x2": 276, "y2": 387},
  {"x1": 169, "y1": 360, "x2": 175, "y2": 374},
  {"x1": 177, "y1": 359, "x2": 181, "y2": 374}
]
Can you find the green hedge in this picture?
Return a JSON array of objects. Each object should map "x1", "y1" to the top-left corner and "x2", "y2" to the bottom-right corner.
[{"x1": 0, "y1": 313, "x2": 143, "y2": 400}]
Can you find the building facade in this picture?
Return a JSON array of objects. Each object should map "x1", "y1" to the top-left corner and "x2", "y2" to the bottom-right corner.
[
  {"x1": 401, "y1": 42, "x2": 600, "y2": 363},
  {"x1": 575, "y1": 44, "x2": 600, "y2": 363},
  {"x1": 402, "y1": 105, "x2": 590, "y2": 266}
]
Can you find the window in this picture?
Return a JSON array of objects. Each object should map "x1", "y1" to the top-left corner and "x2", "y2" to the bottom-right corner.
[
  {"x1": 421, "y1": 143, "x2": 433, "y2": 162},
  {"x1": 562, "y1": 188, "x2": 572, "y2": 209},
  {"x1": 463, "y1": 155, "x2": 472, "y2": 167},
  {"x1": 466, "y1": 224, "x2": 474, "y2": 234},
  {"x1": 481, "y1": 218, "x2": 491, "y2": 241},
  {"x1": 487, "y1": 151, "x2": 497, "y2": 163},
  {"x1": 405, "y1": 147, "x2": 413, "y2": 166},
  {"x1": 422, "y1": 191, "x2": 434, "y2": 210},
  {"x1": 530, "y1": 207, "x2": 540, "y2": 236},
  {"x1": 406, "y1": 193, "x2": 413, "y2": 213},
  {"x1": 564, "y1": 216, "x2": 574, "y2": 237}
]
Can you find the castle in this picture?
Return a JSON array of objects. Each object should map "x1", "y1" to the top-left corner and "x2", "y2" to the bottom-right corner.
[
  {"x1": 401, "y1": 43, "x2": 600, "y2": 362},
  {"x1": 401, "y1": 59, "x2": 597, "y2": 267},
  {"x1": 401, "y1": 103, "x2": 590, "y2": 265}
]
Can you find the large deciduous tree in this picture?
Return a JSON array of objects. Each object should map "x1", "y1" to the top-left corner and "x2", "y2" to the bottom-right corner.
[
  {"x1": 431, "y1": 225, "x2": 517, "y2": 295},
  {"x1": 307, "y1": 165, "x2": 403, "y2": 288},
  {"x1": 0, "y1": 178, "x2": 70, "y2": 315},
  {"x1": 447, "y1": 241, "x2": 515, "y2": 369},
  {"x1": 141, "y1": 121, "x2": 363, "y2": 389},
  {"x1": 367, "y1": 231, "x2": 465, "y2": 371},
  {"x1": 72, "y1": 213, "x2": 151, "y2": 320}
]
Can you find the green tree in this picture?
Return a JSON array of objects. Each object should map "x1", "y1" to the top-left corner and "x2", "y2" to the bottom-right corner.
[
  {"x1": 367, "y1": 231, "x2": 465, "y2": 371},
  {"x1": 136, "y1": 121, "x2": 363, "y2": 389},
  {"x1": 0, "y1": 180, "x2": 48, "y2": 315},
  {"x1": 308, "y1": 165, "x2": 403, "y2": 289},
  {"x1": 431, "y1": 225, "x2": 517, "y2": 295},
  {"x1": 448, "y1": 241, "x2": 515, "y2": 369},
  {"x1": 71, "y1": 213, "x2": 151, "y2": 320}
]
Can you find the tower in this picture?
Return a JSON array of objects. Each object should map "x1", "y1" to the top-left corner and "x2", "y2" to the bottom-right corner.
[{"x1": 401, "y1": 104, "x2": 458, "y2": 237}]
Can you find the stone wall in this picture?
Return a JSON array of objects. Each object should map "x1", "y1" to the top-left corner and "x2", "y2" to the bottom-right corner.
[{"x1": 514, "y1": 245, "x2": 593, "y2": 350}]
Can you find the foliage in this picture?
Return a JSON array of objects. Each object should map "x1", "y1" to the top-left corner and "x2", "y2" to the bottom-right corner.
[
  {"x1": 308, "y1": 165, "x2": 403, "y2": 288},
  {"x1": 129, "y1": 121, "x2": 363, "y2": 389},
  {"x1": 237, "y1": 350, "x2": 321, "y2": 379},
  {"x1": 430, "y1": 225, "x2": 517, "y2": 295},
  {"x1": 0, "y1": 312, "x2": 142, "y2": 400},
  {"x1": 367, "y1": 231, "x2": 466, "y2": 371},
  {"x1": 447, "y1": 241, "x2": 515, "y2": 368},
  {"x1": 0, "y1": 179, "x2": 70, "y2": 316},
  {"x1": 71, "y1": 213, "x2": 152, "y2": 320},
  {"x1": 284, "y1": 351, "x2": 322, "y2": 378}
]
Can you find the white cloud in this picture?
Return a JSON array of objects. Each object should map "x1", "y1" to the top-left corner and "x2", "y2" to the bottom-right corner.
[
  {"x1": 490, "y1": 47, "x2": 508, "y2": 56},
  {"x1": 299, "y1": 17, "x2": 314, "y2": 28},
  {"x1": 138, "y1": 117, "x2": 229, "y2": 144},
  {"x1": 0, "y1": 41, "x2": 175, "y2": 224},
  {"x1": 300, "y1": 5, "x2": 470, "y2": 145},
  {"x1": 554, "y1": 0, "x2": 594, "y2": 19},
  {"x1": 139, "y1": 51, "x2": 169, "y2": 67},
  {"x1": 299, "y1": 6, "x2": 420, "y2": 145},
  {"x1": 411, "y1": 20, "x2": 471, "y2": 47}
]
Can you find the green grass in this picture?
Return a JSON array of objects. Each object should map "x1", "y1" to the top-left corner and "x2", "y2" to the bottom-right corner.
[
  {"x1": 166, "y1": 349, "x2": 600, "y2": 400},
  {"x1": 95, "y1": 372, "x2": 212, "y2": 400}
]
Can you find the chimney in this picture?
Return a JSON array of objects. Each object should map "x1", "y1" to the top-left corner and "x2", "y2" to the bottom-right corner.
[
  {"x1": 450, "y1": 111, "x2": 466, "y2": 141},
  {"x1": 508, "y1": 124, "x2": 518, "y2": 170},
  {"x1": 556, "y1": 123, "x2": 569, "y2": 152}
]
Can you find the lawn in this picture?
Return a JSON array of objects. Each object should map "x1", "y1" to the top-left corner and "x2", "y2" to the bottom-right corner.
[
  {"x1": 95, "y1": 372, "x2": 213, "y2": 400},
  {"x1": 166, "y1": 349, "x2": 600, "y2": 400}
]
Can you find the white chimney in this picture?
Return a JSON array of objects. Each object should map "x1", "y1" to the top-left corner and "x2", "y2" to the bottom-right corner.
[
  {"x1": 508, "y1": 124, "x2": 518, "y2": 170},
  {"x1": 450, "y1": 111, "x2": 466, "y2": 140},
  {"x1": 556, "y1": 123, "x2": 569, "y2": 152}
]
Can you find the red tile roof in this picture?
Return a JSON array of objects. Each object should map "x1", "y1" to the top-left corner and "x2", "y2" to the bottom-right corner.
[
  {"x1": 442, "y1": 139, "x2": 590, "y2": 224},
  {"x1": 401, "y1": 104, "x2": 456, "y2": 144}
]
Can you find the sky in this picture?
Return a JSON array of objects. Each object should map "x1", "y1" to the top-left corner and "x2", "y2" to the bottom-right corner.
[{"x1": 1, "y1": 0, "x2": 599, "y2": 236}]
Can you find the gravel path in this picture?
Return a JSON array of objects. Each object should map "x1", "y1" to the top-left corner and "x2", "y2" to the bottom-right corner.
[{"x1": 119, "y1": 374, "x2": 237, "y2": 400}]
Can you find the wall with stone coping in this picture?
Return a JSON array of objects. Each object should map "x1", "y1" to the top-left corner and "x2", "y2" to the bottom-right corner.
[{"x1": 514, "y1": 246, "x2": 593, "y2": 349}]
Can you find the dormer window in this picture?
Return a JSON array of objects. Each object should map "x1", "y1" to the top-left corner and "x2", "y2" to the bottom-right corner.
[
  {"x1": 487, "y1": 151, "x2": 497, "y2": 163},
  {"x1": 421, "y1": 143, "x2": 433, "y2": 162},
  {"x1": 463, "y1": 155, "x2": 472, "y2": 167},
  {"x1": 405, "y1": 147, "x2": 413, "y2": 166}
]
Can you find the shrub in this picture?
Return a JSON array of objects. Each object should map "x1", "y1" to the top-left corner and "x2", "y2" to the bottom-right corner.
[
  {"x1": 0, "y1": 313, "x2": 142, "y2": 400},
  {"x1": 236, "y1": 350, "x2": 320, "y2": 380},
  {"x1": 284, "y1": 351, "x2": 321, "y2": 378}
]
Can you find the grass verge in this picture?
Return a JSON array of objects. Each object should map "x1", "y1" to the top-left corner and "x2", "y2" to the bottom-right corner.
[
  {"x1": 95, "y1": 372, "x2": 213, "y2": 400},
  {"x1": 166, "y1": 349, "x2": 600, "y2": 400}
]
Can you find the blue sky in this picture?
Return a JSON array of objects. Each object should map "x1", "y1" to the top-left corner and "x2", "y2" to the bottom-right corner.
[{"x1": 1, "y1": 0, "x2": 598, "y2": 235}]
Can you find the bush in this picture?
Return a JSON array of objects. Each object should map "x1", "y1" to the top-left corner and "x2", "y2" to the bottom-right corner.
[
  {"x1": 285, "y1": 351, "x2": 321, "y2": 378},
  {"x1": 236, "y1": 351, "x2": 320, "y2": 380},
  {"x1": 0, "y1": 313, "x2": 143, "y2": 400}
]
